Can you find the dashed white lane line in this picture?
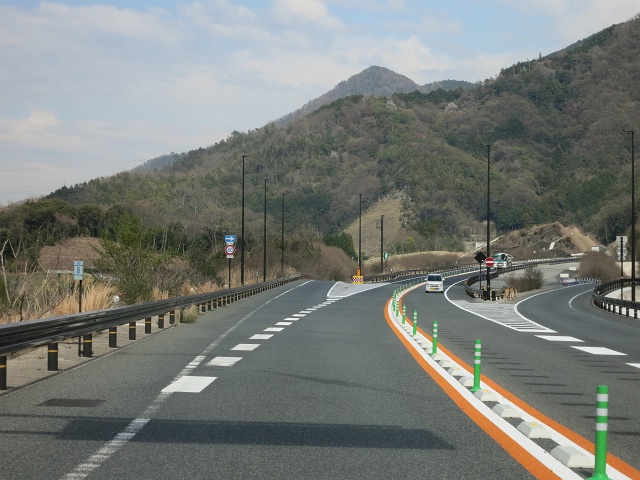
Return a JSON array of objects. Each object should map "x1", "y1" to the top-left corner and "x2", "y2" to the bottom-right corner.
[
  {"x1": 61, "y1": 281, "x2": 312, "y2": 480},
  {"x1": 162, "y1": 376, "x2": 216, "y2": 393},
  {"x1": 292, "y1": 313, "x2": 306, "y2": 317},
  {"x1": 264, "y1": 327, "x2": 284, "y2": 332},
  {"x1": 250, "y1": 334, "x2": 273, "y2": 340},
  {"x1": 572, "y1": 346, "x2": 626, "y2": 356},
  {"x1": 536, "y1": 335, "x2": 584, "y2": 342},
  {"x1": 300, "y1": 310, "x2": 313, "y2": 314},
  {"x1": 628, "y1": 363, "x2": 640, "y2": 369},
  {"x1": 231, "y1": 343, "x2": 260, "y2": 351},
  {"x1": 284, "y1": 317, "x2": 299, "y2": 321},
  {"x1": 276, "y1": 321, "x2": 293, "y2": 326},
  {"x1": 207, "y1": 356, "x2": 243, "y2": 367}
]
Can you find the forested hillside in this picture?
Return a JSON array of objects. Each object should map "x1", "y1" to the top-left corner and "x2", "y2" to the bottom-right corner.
[{"x1": 3, "y1": 16, "x2": 640, "y2": 271}]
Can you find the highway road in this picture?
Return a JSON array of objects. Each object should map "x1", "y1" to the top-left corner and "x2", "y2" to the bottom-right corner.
[
  {"x1": 399, "y1": 264, "x2": 639, "y2": 475},
  {"x1": 0, "y1": 268, "x2": 638, "y2": 479}
]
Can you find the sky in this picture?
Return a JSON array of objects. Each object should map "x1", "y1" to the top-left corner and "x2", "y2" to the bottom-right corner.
[{"x1": 1, "y1": 1, "x2": 639, "y2": 205}]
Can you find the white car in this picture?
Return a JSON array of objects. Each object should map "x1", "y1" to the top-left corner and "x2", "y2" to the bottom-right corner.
[{"x1": 425, "y1": 274, "x2": 444, "y2": 293}]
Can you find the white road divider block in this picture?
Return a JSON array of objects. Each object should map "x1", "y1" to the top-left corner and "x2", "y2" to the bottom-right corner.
[
  {"x1": 550, "y1": 446, "x2": 593, "y2": 468},
  {"x1": 517, "y1": 421, "x2": 551, "y2": 439},
  {"x1": 438, "y1": 359, "x2": 454, "y2": 369},
  {"x1": 447, "y1": 366, "x2": 465, "y2": 377},
  {"x1": 459, "y1": 376, "x2": 474, "y2": 387},
  {"x1": 474, "y1": 389, "x2": 499, "y2": 402},
  {"x1": 492, "y1": 403, "x2": 521, "y2": 418}
]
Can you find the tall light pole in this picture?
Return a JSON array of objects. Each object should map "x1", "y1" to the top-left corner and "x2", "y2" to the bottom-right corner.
[
  {"x1": 377, "y1": 215, "x2": 384, "y2": 273},
  {"x1": 624, "y1": 129, "x2": 636, "y2": 303},
  {"x1": 483, "y1": 143, "x2": 491, "y2": 298},
  {"x1": 241, "y1": 154, "x2": 250, "y2": 285},
  {"x1": 358, "y1": 193, "x2": 362, "y2": 276},
  {"x1": 281, "y1": 193, "x2": 285, "y2": 277},
  {"x1": 263, "y1": 178, "x2": 267, "y2": 283}
]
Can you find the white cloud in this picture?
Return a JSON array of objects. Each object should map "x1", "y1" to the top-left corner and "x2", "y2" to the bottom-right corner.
[{"x1": 273, "y1": 0, "x2": 344, "y2": 30}]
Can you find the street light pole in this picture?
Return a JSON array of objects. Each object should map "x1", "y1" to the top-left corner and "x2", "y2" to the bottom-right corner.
[
  {"x1": 358, "y1": 193, "x2": 362, "y2": 276},
  {"x1": 241, "y1": 154, "x2": 250, "y2": 285},
  {"x1": 624, "y1": 130, "x2": 636, "y2": 303},
  {"x1": 263, "y1": 178, "x2": 267, "y2": 283},
  {"x1": 380, "y1": 215, "x2": 384, "y2": 273},
  {"x1": 483, "y1": 143, "x2": 491, "y2": 297},
  {"x1": 281, "y1": 193, "x2": 285, "y2": 277}
]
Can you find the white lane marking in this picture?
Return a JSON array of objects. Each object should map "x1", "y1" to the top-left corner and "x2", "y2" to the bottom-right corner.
[
  {"x1": 536, "y1": 335, "x2": 584, "y2": 342},
  {"x1": 300, "y1": 310, "x2": 313, "y2": 314},
  {"x1": 292, "y1": 313, "x2": 306, "y2": 317},
  {"x1": 327, "y1": 281, "x2": 386, "y2": 298},
  {"x1": 231, "y1": 343, "x2": 260, "y2": 351},
  {"x1": 250, "y1": 334, "x2": 273, "y2": 340},
  {"x1": 276, "y1": 321, "x2": 293, "y2": 326},
  {"x1": 264, "y1": 327, "x2": 284, "y2": 332},
  {"x1": 284, "y1": 317, "x2": 298, "y2": 321},
  {"x1": 447, "y1": 296, "x2": 555, "y2": 333},
  {"x1": 627, "y1": 363, "x2": 640, "y2": 369},
  {"x1": 572, "y1": 346, "x2": 626, "y2": 356},
  {"x1": 61, "y1": 280, "x2": 312, "y2": 480},
  {"x1": 162, "y1": 376, "x2": 216, "y2": 393},
  {"x1": 207, "y1": 356, "x2": 242, "y2": 367},
  {"x1": 187, "y1": 355, "x2": 207, "y2": 368}
]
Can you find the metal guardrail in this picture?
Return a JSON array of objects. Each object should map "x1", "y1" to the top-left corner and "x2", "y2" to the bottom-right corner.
[
  {"x1": 592, "y1": 278, "x2": 639, "y2": 319},
  {"x1": 364, "y1": 264, "x2": 478, "y2": 283},
  {"x1": 0, "y1": 275, "x2": 301, "y2": 389}
]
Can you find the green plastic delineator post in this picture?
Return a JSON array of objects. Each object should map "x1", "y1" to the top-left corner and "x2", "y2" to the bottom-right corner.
[
  {"x1": 402, "y1": 305, "x2": 406, "y2": 325},
  {"x1": 432, "y1": 320, "x2": 438, "y2": 355},
  {"x1": 587, "y1": 385, "x2": 611, "y2": 480},
  {"x1": 470, "y1": 339, "x2": 481, "y2": 392},
  {"x1": 412, "y1": 310, "x2": 417, "y2": 336}
]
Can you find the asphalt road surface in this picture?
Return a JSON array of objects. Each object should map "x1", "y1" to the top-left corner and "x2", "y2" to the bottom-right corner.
[
  {"x1": 1, "y1": 271, "x2": 638, "y2": 479},
  {"x1": 1, "y1": 279, "x2": 537, "y2": 480}
]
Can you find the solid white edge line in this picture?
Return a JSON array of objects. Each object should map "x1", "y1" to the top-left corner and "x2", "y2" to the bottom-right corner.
[{"x1": 392, "y1": 284, "x2": 631, "y2": 480}]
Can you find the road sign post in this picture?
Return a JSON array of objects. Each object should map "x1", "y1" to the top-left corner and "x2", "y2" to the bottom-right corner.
[{"x1": 225, "y1": 235, "x2": 236, "y2": 288}]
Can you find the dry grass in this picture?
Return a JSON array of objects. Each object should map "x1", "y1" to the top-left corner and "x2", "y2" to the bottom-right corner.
[
  {"x1": 52, "y1": 280, "x2": 119, "y2": 315},
  {"x1": 577, "y1": 251, "x2": 619, "y2": 281},
  {"x1": 505, "y1": 268, "x2": 544, "y2": 293},
  {"x1": 180, "y1": 305, "x2": 199, "y2": 323}
]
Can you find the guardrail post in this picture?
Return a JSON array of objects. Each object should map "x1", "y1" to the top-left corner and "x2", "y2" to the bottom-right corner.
[
  {"x1": 82, "y1": 334, "x2": 93, "y2": 357},
  {"x1": 109, "y1": 327, "x2": 117, "y2": 348},
  {"x1": 169, "y1": 310, "x2": 175, "y2": 325},
  {"x1": 1, "y1": 355, "x2": 7, "y2": 389},
  {"x1": 48, "y1": 343, "x2": 58, "y2": 371},
  {"x1": 470, "y1": 339, "x2": 481, "y2": 392},
  {"x1": 588, "y1": 385, "x2": 611, "y2": 480},
  {"x1": 145, "y1": 316, "x2": 152, "y2": 334},
  {"x1": 158, "y1": 313, "x2": 165, "y2": 329},
  {"x1": 129, "y1": 321, "x2": 136, "y2": 340}
]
